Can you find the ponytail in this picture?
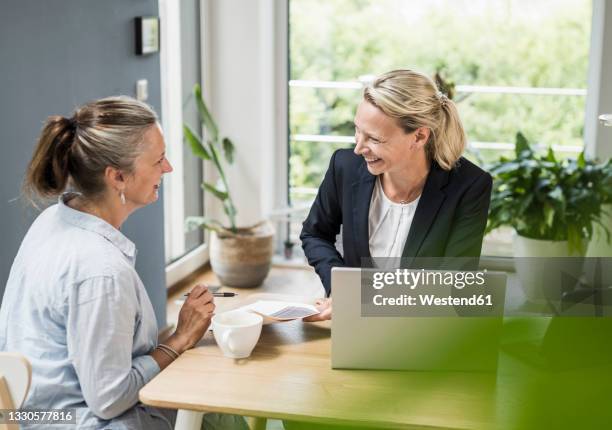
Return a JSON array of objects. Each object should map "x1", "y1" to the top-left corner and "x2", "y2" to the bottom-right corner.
[
  {"x1": 24, "y1": 116, "x2": 76, "y2": 199},
  {"x1": 430, "y1": 97, "x2": 466, "y2": 170},
  {"x1": 22, "y1": 96, "x2": 158, "y2": 205}
]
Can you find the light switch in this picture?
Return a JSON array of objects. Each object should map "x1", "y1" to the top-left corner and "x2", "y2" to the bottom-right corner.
[{"x1": 136, "y1": 79, "x2": 148, "y2": 101}]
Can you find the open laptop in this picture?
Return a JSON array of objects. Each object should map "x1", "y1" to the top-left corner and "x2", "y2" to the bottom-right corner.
[{"x1": 331, "y1": 267, "x2": 507, "y2": 372}]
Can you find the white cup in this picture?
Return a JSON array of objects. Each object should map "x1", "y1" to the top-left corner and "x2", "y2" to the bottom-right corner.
[{"x1": 212, "y1": 310, "x2": 263, "y2": 359}]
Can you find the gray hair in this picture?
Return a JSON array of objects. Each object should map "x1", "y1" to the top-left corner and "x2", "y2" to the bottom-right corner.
[{"x1": 25, "y1": 96, "x2": 158, "y2": 200}]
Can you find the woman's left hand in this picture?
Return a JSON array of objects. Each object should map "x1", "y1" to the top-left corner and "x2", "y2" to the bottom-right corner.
[{"x1": 303, "y1": 298, "x2": 332, "y2": 322}]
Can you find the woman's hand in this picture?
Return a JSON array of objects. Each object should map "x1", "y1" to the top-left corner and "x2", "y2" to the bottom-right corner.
[
  {"x1": 303, "y1": 297, "x2": 332, "y2": 322},
  {"x1": 166, "y1": 284, "x2": 215, "y2": 353}
]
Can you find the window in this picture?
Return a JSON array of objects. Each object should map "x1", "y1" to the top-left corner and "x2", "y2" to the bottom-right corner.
[
  {"x1": 160, "y1": 0, "x2": 207, "y2": 285},
  {"x1": 288, "y1": 0, "x2": 592, "y2": 257},
  {"x1": 179, "y1": 0, "x2": 205, "y2": 258}
]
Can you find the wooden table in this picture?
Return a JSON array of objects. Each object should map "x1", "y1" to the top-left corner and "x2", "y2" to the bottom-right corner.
[
  {"x1": 140, "y1": 266, "x2": 612, "y2": 429},
  {"x1": 141, "y1": 267, "x2": 499, "y2": 429}
]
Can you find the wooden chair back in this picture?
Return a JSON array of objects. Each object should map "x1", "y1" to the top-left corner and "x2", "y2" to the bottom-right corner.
[{"x1": 0, "y1": 353, "x2": 32, "y2": 430}]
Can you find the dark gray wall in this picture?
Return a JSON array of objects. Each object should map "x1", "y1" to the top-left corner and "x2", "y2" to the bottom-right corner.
[{"x1": 0, "y1": 0, "x2": 167, "y2": 328}]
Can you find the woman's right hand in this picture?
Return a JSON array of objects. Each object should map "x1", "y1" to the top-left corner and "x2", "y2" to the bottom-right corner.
[
  {"x1": 167, "y1": 284, "x2": 215, "y2": 353},
  {"x1": 303, "y1": 297, "x2": 332, "y2": 322}
]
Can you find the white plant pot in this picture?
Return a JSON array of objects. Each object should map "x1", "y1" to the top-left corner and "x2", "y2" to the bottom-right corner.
[
  {"x1": 512, "y1": 233, "x2": 585, "y2": 302},
  {"x1": 586, "y1": 204, "x2": 612, "y2": 258},
  {"x1": 585, "y1": 204, "x2": 612, "y2": 288}
]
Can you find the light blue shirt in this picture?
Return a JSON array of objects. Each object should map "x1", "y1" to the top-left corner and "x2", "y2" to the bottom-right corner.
[{"x1": 0, "y1": 193, "x2": 164, "y2": 429}]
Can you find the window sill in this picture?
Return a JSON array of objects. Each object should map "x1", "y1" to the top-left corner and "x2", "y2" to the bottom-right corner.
[{"x1": 165, "y1": 243, "x2": 209, "y2": 288}]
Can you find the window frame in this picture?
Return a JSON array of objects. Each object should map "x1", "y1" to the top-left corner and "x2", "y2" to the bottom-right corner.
[{"x1": 160, "y1": 0, "x2": 209, "y2": 288}]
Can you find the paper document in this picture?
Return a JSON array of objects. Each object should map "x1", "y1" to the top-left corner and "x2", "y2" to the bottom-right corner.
[{"x1": 238, "y1": 300, "x2": 320, "y2": 323}]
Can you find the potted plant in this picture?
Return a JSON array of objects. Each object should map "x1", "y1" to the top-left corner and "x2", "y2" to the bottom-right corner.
[
  {"x1": 486, "y1": 132, "x2": 611, "y2": 300},
  {"x1": 184, "y1": 84, "x2": 274, "y2": 287}
]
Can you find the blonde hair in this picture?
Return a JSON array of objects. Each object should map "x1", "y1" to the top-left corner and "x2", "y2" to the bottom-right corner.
[
  {"x1": 363, "y1": 69, "x2": 466, "y2": 170},
  {"x1": 24, "y1": 96, "x2": 158, "y2": 201}
]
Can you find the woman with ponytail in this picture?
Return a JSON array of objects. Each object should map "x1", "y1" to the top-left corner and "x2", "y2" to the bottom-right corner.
[
  {"x1": 0, "y1": 97, "x2": 246, "y2": 429},
  {"x1": 300, "y1": 69, "x2": 492, "y2": 320}
]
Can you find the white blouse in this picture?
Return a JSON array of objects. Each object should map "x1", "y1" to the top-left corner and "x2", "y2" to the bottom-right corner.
[{"x1": 368, "y1": 177, "x2": 421, "y2": 261}]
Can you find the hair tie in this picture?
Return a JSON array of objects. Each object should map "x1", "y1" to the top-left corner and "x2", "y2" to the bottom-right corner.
[
  {"x1": 436, "y1": 91, "x2": 449, "y2": 107},
  {"x1": 64, "y1": 116, "x2": 78, "y2": 133}
]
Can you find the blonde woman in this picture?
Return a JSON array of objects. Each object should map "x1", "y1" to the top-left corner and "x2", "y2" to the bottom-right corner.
[
  {"x1": 301, "y1": 69, "x2": 492, "y2": 321},
  {"x1": 0, "y1": 97, "x2": 246, "y2": 429}
]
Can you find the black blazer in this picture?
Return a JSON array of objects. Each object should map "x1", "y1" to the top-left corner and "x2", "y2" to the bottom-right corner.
[{"x1": 300, "y1": 149, "x2": 493, "y2": 296}]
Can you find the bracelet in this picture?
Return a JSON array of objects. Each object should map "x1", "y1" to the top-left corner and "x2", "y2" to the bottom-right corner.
[
  {"x1": 158, "y1": 343, "x2": 180, "y2": 358},
  {"x1": 156, "y1": 343, "x2": 180, "y2": 359},
  {"x1": 155, "y1": 345, "x2": 176, "y2": 361}
]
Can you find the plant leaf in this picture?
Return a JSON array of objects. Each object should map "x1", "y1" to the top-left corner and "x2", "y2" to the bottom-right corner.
[
  {"x1": 515, "y1": 132, "x2": 532, "y2": 158},
  {"x1": 222, "y1": 137, "x2": 235, "y2": 164},
  {"x1": 543, "y1": 203, "x2": 555, "y2": 228},
  {"x1": 207, "y1": 141, "x2": 229, "y2": 184},
  {"x1": 184, "y1": 216, "x2": 225, "y2": 233},
  {"x1": 215, "y1": 178, "x2": 227, "y2": 192},
  {"x1": 546, "y1": 146, "x2": 556, "y2": 163},
  {"x1": 549, "y1": 186, "x2": 564, "y2": 203},
  {"x1": 567, "y1": 224, "x2": 585, "y2": 254},
  {"x1": 183, "y1": 125, "x2": 211, "y2": 160},
  {"x1": 491, "y1": 161, "x2": 520, "y2": 175},
  {"x1": 577, "y1": 151, "x2": 586, "y2": 168},
  {"x1": 202, "y1": 181, "x2": 228, "y2": 201},
  {"x1": 223, "y1": 199, "x2": 237, "y2": 221},
  {"x1": 222, "y1": 200, "x2": 238, "y2": 233},
  {"x1": 194, "y1": 83, "x2": 219, "y2": 142}
]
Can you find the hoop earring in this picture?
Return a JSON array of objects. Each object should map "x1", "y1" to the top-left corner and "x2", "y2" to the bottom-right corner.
[{"x1": 120, "y1": 191, "x2": 126, "y2": 205}]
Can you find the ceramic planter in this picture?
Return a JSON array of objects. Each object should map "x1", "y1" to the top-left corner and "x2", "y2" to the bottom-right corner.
[
  {"x1": 210, "y1": 221, "x2": 275, "y2": 288},
  {"x1": 512, "y1": 233, "x2": 585, "y2": 302}
]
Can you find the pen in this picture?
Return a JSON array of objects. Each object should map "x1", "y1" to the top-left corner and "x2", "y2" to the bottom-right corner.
[{"x1": 183, "y1": 292, "x2": 239, "y2": 298}]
